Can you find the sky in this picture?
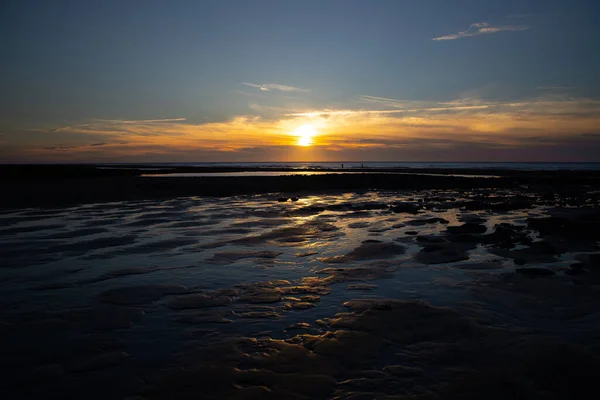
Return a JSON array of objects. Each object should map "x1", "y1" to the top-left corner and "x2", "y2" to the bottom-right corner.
[{"x1": 1, "y1": 0, "x2": 600, "y2": 163}]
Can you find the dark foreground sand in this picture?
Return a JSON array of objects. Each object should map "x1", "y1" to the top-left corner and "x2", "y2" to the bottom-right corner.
[{"x1": 1, "y1": 165, "x2": 600, "y2": 399}]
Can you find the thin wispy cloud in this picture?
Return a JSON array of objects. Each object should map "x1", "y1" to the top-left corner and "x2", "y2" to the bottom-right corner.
[
  {"x1": 47, "y1": 118, "x2": 186, "y2": 133},
  {"x1": 242, "y1": 82, "x2": 310, "y2": 92},
  {"x1": 43, "y1": 142, "x2": 111, "y2": 151},
  {"x1": 288, "y1": 96, "x2": 600, "y2": 121},
  {"x1": 356, "y1": 95, "x2": 490, "y2": 112},
  {"x1": 94, "y1": 118, "x2": 187, "y2": 124},
  {"x1": 537, "y1": 85, "x2": 574, "y2": 91},
  {"x1": 42, "y1": 145, "x2": 79, "y2": 151},
  {"x1": 357, "y1": 95, "x2": 421, "y2": 109},
  {"x1": 433, "y1": 22, "x2": 529, "y2": 41},
  {"x1": 285, "y1": 107, "x2": 492, "y2": 117}
]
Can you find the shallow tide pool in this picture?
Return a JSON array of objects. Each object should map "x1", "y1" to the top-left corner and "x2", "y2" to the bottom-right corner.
[{"x1": 1, "y1": 190, "x2": 599, "y2": 399}]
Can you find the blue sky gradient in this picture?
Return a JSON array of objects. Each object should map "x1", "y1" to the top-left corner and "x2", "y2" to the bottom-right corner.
[{"x1": 1, "y1": 0, "x2": 599, "y2": 162}]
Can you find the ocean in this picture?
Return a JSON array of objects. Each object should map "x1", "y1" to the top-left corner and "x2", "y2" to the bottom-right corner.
[{"x1": 100, "y1": 161, "x2": 600, "y2": 171}]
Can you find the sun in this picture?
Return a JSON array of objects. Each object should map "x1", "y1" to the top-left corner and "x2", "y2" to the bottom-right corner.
[{"x1": 293, "y1": 124, "x2": 316, "y2": 146}]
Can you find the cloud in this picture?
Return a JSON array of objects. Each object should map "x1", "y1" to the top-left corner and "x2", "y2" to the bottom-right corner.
[
  {"x1": 242, "y1": 82, "x2": 310, "y2": 92},
  {"x1": 47, "y1": 118, "x2": 186, "y2": 133},
  {"x1": 42, "y1": 145, "x2": 79, "y2": 151},
  {"x1": 537, "y1": 86, "x2": 574, "y2": 91},
  {"x1": 287, "y1": 95, "x2": 519, "y2": 117},
  {"x1": 353, "y1": 95, "x2": 492, "y2": 113},
  {"x1": 433, "y1": 22, "x2": 529, "y2": 41},
  {"x1": 46, "y1": 118, "x2": 187, "y2": 136},
  {"x1": 94, "y1": 118, "x2": 187, "y2": 124},
  {"x1": 42, "y1": 142, "x2": 113, "y2": 151},
  {"x1": 6, "y1": 95, "x2": 600, "y2": 162},
  {"x1": 356, "y1": 95, "x2": 422, "y2": 109}
]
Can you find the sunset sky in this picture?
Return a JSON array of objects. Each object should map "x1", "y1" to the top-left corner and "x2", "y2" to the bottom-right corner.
[{"x1": 1, "y1": 0, "x2": 599, "y2": 162}]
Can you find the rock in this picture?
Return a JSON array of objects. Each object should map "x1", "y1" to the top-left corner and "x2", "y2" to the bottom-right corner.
[
  {"x1": 326, "y1": 203, "x2": 355, "y2": 212},
  {"x1": 390, "y1": 203, "x2": 420, "y2": 214},
  {"x1": 416, "y1": 235, "x2": 447, "y2": 243},
  {"x1": 528, "y1": 214, "x2": 600, "y2": 241},
  {"x1": 565, "y1": 263, "x2": 588, "y2": 276},
  {"x1": 516, "y1": 267, "x2": 556, "y2": 277},
  {"x1": 446, "y1": 233, "x2": 480, "y2": 244},
  {"x1": 347, "y1": 284, "x2": 378, "y2": 290},
  {"x1": 235, "y1": 280, "x2": 290, "y2": 288},
  {"x1": 283, "y1": 294, "x2": 321, "y2": 303},
  {"x1": 315, "y1": 265, "x2": 395, "y2": 283},
  {"x1": 287, "y1": 302, "x2": 316, "y2": 310},
  {"x1": 344, "y1": 241, "x2": 406, "y2": 259},
  {"x1": 332, "y1": 299, "x2": 476, "y2": 344},
  {"x1": 490, "y1": 241, "x2": 561, "y2": 265},
  {"x1": 286, "y1": 322, "x2": 311, "y2": 330},
  {"x1": 447, "y1": 223, "x2": 487, "y2": 235},
  {"x1": 348, "y1": 221, "x2": 370, "y2": 229},
  {"x1": 406, "y1": 217, "x2": 449, "y2": 226},
  {"x1": 233, "y1": 311, "x2": 281, "y2": 319},
  {"x1": 277, "y1": 197, "x2": 289, "y2": 202},
  {"x1": 565, "y1": 267, "x2": 587, "y2": 276},
  {"x1": 414, "y1": 243, "x2": 470, "y2": 265},
  {"x1": 459, "y1": 215, "x2": 487, "y2": 224},
  {"x1": 456, "y1": 261, "x2": 504, "y2": 270},
  {"x1": 483, "y1": 224, "x2": 532, "y2": 249},
  {"x1": 296, "y1": 251, "x2": 318, "y2": 257},
  {"x1": 280, "y1": 285, "x2": 331, "y2": 295},
  {"x1": 575, "y1": 253, "x2": 600, "y2": 272},
  {"x1": 239, "y1": 287, "x2": 283, "y2": 304},
  {"x1": 459, "y1": 200, "x2": 486, "y2": 211}
]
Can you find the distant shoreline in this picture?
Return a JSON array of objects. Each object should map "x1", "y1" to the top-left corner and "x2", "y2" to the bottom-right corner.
[
  {"x1": 1, "y1": 164, "x2": 600, "y2": 210},
  {"x1": 2, "y1": 160, "x2": 600, "y2": 174},
  {"x1": 2, "y1": 162, "x2": 600, "y2": 179}
]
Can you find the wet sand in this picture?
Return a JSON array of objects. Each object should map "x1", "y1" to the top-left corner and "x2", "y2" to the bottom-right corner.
[{"x1": 1, "y1": 165, "x2": 600, "y2": 399}]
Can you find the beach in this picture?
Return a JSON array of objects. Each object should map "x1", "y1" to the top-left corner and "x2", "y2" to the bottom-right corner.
[{"x1": 1, "y1": 164, "x2": 600, "y2": 399}]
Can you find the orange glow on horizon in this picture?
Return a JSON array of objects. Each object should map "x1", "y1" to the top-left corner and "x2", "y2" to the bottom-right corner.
[{"x1": 15, "y1": 96, "x2": 600, "y2": 162}]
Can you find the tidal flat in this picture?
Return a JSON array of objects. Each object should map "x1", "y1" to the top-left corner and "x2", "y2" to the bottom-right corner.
[{"x1": 1, "y1": 175, "x2": 600, "y2": 399}]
